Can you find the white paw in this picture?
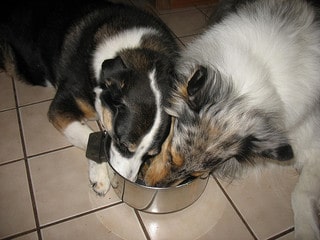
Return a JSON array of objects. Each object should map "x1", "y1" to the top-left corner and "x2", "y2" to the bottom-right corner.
[{"x1": 88, "y1": 160, "x2": 110, "y2": 196}]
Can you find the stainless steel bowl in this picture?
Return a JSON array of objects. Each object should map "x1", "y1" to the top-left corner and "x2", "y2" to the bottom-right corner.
[
  {"x1": 108, "y1": 164, "x2": 209, "y2": 213},
  {"x1": 103, "y1": 136, "x2": 209, "y2": 214}
]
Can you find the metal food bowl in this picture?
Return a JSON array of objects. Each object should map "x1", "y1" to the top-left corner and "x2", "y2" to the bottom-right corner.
[{"x1": 103, "y1": 134, "x2": 209, "y2": 214}]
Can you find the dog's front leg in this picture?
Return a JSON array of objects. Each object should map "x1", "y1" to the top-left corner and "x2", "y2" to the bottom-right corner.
[
  {"x1": 292, "y1": 162, "x2": 320, "y2": 240},
  {"x1": 88, "y1": 160, "x2": 110, "y2": 196},
  {"x1": 63, "y1": 122, "x2": 111, "y2": 195},
  {"x1": 86, "y1": 132, "x2": 112, "y2": 196},
  {"x1": 48, "y1": 94, "x2": 111, "y2": 196}
]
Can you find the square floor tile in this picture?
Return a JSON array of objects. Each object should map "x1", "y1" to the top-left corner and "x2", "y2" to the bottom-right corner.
[
  {"x1": 0, "y1": 161, "x2": 36, "y2": 238},
  {"x1": 19, "y1": 101, "x2": 71, "y2": 156},
  {"x1": 13, "y1": 231, "x2": 39, "y2": 240},
  {"x1": 41, "y1": 207, "x2": 133, "y2": 240},
  {"x1": 140, "y1": 177, "x2": 253, "y2": 240},
  {"x1": 277, "y1": 231, "x2": 295, "y2": 240},
  {"x1": 0, "y1": 72, "x2": 15, "y2": 111},
  {"x1": 159, "y1": 9, "x2": 208, "y2": 37},
  {"x1": 218, "y1": 166, "x2": 298, "y2": 239},
  {"x1": 29, "y1": 147, "x2": 120, "y2": 225},
  {"x1": 179, "y1": 35, "x2": 199, "y2": 46},
  {"x1": 14, "y1": 79, "x2": 56, "y2": 107},
  {"x1": 0, "y1": 110, "x2": 24, "y2": 163},
  {"x1": 92, "y1": 203, "x2": 148, "y2": 240},
  {"x1": 196, "y1": 4, "x2": 217, "y2": 18}
]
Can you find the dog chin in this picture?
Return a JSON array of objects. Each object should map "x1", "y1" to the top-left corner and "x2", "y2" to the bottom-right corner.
[{"x1": 109, "y1": 143, "x2": 140, "y2": 182}]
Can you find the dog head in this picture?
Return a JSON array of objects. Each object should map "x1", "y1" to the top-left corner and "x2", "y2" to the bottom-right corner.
[
  {"x1": 144, "y1": 65, "x2": 294, "y2": 187},
  {"x1": 94, "y1": 52, "x2": 174, "y2": 181}
]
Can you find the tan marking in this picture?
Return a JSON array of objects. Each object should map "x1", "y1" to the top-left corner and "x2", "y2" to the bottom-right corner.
[
  {"x1": 144, "y1": 153, "x2": 170, "y2": 186},
  {"x1": 171, "y1": 149, "x2": 184, "y2": 167},
  {"x1": 144, "y1": 118, "x2": 177, "y2": 186},
  {"x1": 119, "y1": 50, "x2": 150, "y2": 73},
  {"x1": 49, "y1": 113, "x2": 74, "y2": 131},
  {"x1": 177, "y1": 68, "x2": 201, "y2": 100},
  {"x1": 48, "y1": 99, "x2": 96, "y2": 133},
  {"x1": 176, "y1": 82, "x2": 188, "y2": 100},
  {"x1": 76, "y1": 99, "x2": 97, "y2": 120},
  {"x1": 102, "y1": 108, "x2": 113, "y2": 132},
  {"x1": 190, "y1": 171, "x2": 207, "y2": 177},
  {"x1": 128, "y1": 143, "x2": 137, "y2": 152}
]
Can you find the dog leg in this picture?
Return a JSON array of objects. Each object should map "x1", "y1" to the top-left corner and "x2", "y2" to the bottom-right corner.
[
  {"x1": 86, "y1": 132, "x2": 111, "y2": 196},
  {"x1": 63, "y1": 121, "x2": 93, "y2": 149},
  {"x1": 49, "y1": 94, "x2": 111, "y2": 195},
  {"x1": 292, "y1": 162, "x2": 320, "y2": 240},
  {"x1": 58, "y1": 119, "x2": 111, "y2": 195},
  {"x1": 88, "y1": 160, "x2": 110, "y2": 196}
]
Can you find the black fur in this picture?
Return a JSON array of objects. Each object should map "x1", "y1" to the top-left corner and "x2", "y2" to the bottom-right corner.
[{"x1": 0, "y1": 0, "x2": 179, "y2": 189}]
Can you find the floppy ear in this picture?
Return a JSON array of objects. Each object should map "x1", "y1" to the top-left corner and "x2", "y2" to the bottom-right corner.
[
  {"x1": 187, "y1": 66, "x2": 208, "y2": 96},
  {"x1": 99, "y1": 56, "x2": 126, "y2": 109},
  {"x1": 259, "y1": 143, "x2": 293, "y2": 161},
  {"x1": 186, "y1": 66, "x2": 209, "y2": 112},
  {"x1": 247, "y1": 119, "x2": 294, "y2": 161},
  {"x1": 100, "y1": 56, "x2": 127, "y2": 80}
]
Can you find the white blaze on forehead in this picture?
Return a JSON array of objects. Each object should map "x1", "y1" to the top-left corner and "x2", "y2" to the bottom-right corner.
[
  {"x1": 92, "y1": 27, "x2": 158, "y2": 80},
  {"x1": 110, "y1": 69, "x2": 163, "y2": 181}
]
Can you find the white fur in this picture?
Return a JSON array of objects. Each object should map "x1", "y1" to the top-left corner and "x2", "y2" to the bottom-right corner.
[
  {"x1": 181, "y1": 0, "x2": 320, "y2": 238},
  {"x1": 63, "y1": 121, "x2": 93, "y2": 149},
  {"x1": 92, "y1": 27, "x2": 158, "y2": 80},
  {"x1": 88, "y1": 159, "x2": 110, "y2": 195},
  {"x1": 63, "y1": 119, "x2": 111, "y2": 195},
  {"x1": 109, "y1": 70, "x2": 163, "y2": 181}
]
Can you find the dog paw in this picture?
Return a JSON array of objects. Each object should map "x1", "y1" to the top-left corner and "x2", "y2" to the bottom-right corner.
[{"x1": 88, "y1": 160, "x2": 110, "y2": 196}]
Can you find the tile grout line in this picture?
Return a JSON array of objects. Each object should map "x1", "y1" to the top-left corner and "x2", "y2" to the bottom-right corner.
[
  {"x1": 134, "y1": 209, "x2": 151, "y2": 240},
  {"x1": 0, "y1": 106, "x2": 17, "y2": 113},
  {"x1": 0, "y1": 146, "x2": 75, "y2": 168},
  {"x1": 39, "y1": 201, "x2": 123, "y2": 230},
  {"x1": 266, "y1": 227, "x2": 294, "y2": 240},
  {"x1": 26, "y1": 145, "x2": 74, "y2": 159},
  {"x1": 11, "y1": 76, "x2": 43, "y2": 240},
  {"x1": 0, "y1": 229, "x2": 38, "y2": 240},
  {"x1": 0, "y1": 157, "x2": 25, "y2": 167},
  {"x1": 213, "y1": 176, "x2": 259, "y2": 240}
]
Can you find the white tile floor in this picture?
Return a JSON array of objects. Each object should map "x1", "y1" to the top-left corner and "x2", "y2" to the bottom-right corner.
[{"x1": 0, "y1": 1, "x2": 299, "y2": 239}]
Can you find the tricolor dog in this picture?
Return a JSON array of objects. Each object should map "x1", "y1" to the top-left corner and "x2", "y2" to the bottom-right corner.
[
  {"x1": 143, "y1": 0, "x2": 320, "y2": 239},
  {"x1": 0, "y1": 0, "x2": 178, "y2": 195}
]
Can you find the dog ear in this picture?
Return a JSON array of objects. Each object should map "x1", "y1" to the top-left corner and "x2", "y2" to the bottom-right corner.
[
  {"x1": 259, "y1": 143, "x2": 293, "y2": 161},
  {"x1": 247, "y1": 119, "x2": 294, "y2": 161},
  {"x1": 187, "y1": 66, "x2": 208, "y2": 96},
  {"x1": 100, "y1": 56, "x2": 127, "y2": 80},
  {"x1": 186, "y1": 66, "x2": 209, "y2": 112},
  {"x1": 186, "y1": 66, "x2": 227, "y2": 113}
]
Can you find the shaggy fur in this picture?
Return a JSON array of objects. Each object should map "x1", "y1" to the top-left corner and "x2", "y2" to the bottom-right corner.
[{"x1": 144, "y1": 0, "x2": 320, "y2": 238}]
